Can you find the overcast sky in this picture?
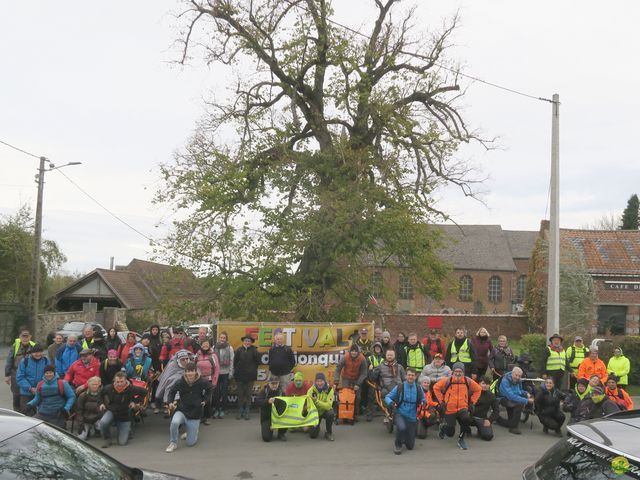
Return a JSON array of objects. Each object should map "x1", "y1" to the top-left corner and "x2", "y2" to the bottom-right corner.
[{"x1": 2, "y1": 1, "x2": 639, "y2": 274}]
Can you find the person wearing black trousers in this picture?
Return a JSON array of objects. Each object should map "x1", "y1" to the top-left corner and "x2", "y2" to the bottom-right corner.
[{"x1": 535, "y1": 378, "x2": 566, "y2": 436}]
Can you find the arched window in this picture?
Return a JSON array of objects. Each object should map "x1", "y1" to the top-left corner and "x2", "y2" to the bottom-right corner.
[
  {"x1": 516, "y1": 275, "x2": 527, "y2": 303},
  {"x1": 488, "y1": 276, "x2": 502, "y2": 304},
  {"x1": 459, "y1": 275, "x2": 473, "y2": 302},
  {"x1": 399, "y1": 273, "x2": 414, "y2": 300},
  {"x1": 370, "y1": 271, "x2": 383, "y2": 300}
]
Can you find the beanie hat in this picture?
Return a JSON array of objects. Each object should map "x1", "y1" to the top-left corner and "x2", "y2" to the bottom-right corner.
[
  {"x1": 591, "y1": 385, "x2": 604, "y2": 395},
  {"x1": 349, "y1": 344, "x2": 360, "y2": 353},
  {"x1": 452, "y1": 362, "x2": 465, "y2": 372},
  {"x1": 294, "y1": 372, "x2": 304, "y2": 381},
  {"x1": 175, "y1": 349, "x2": 191, "y2": 360},
  {"x1": 576, "y1": 378, "x2": 589, "y2": 387},
  {"x1": 315, "y1": 372, "x2": 326, "y2": 382},
  {"x1": 44, "y1": 364, "x2": 56, "y2": 373},
  {"x1": 268, "y1": 374, "x2": 280, "y2": 383},
  {"x1": 107, "y1": 349, "x2": 118, "y2": 359}
]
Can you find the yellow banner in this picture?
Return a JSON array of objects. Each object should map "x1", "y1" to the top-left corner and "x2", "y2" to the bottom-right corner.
[{"x1": 217, "y1": 321, "x2": 374, "y2": 402}]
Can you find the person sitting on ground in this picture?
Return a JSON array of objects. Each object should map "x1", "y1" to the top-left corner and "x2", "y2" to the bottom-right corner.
[
  {"x1": 575, "y1": 385, "x2": 620, "y2": 422},
  {"x1": 76, "y1": 376, "x2": 104, "y2": 440},
  {"x1": 385, "y1": 368, "x2": 425, "y2": 455},
  {"x1": 416, "y1": 375, "x2": 439, "y2": 438},
  {"x1": 55, "y1": 335, "x2": 81, "y2": 378},
  {"x1": 124, "y1": 343, "x2": 153, "y2": 382},
  {"x1": 334, "y1": 344, "x2": 367, "y2": 419},
  {"x1": 258, "y1": 375, "x2": 287, "y2": 442},
  {"x1": 607, "y1": 347, "x2": 631, "y2": 390},
  {"x1": 16, "y1": 343, "x2": 50, "y2": 414},
  {"x1": 489, "y1": 335, "x2": 515, "y2": 378},
  {"x1": 605, "y1": 375, "x2": 634, "y2": 411},
  {"x1": 577, "y1": 347, "x2": 608, "y2": 384},
  {"x1": 27, "y1": 364, "x2": 76, "y2": 429},
  {"x1": 421, "y1": 353, "x2": 451, "y2": 384},
  {"x1": 100, "y1": 349, "x2": 123, "y2": 386},
  {"x1": 534, "y1": 378, "x2": 566, "y2": 436},
  {"x1": 165, "y1": 362, "x2": 212, "y2": 453},
  {"x1": 497, "y1": 366, "x2": 533, "y2": 435},
  {"x1": 285, "y1": 371, "x2": 311, "y2": 397},
  {"x1": 194, "y1": 339, "x2": 219, "y2": 425},
  {"x1": 472, "y1": 376, "x2": 499, "y2": 441},
  {"x1": 65, "y1": 348, "x2": 101, "y2": 395},
  {"x1": 433, "y1": 362, "x2": 482, "y2": 450},
  {"x1": 562, "y1": 378, "x2": 590, "y2": 424},
  {"x1": 97, "y1": 371, "x2": 148, "y2": 448},
  {"x1": 307, "y1": 372, "x2": 335, "y2": 441}
]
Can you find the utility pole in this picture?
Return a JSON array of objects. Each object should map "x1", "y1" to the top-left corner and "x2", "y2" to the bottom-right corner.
[
  {"x1": 28, "y1": 157, "x2": 46, "y2": 335},
  {"x1": 546, "y1": 93, "x2": 560, "y2": 339}
]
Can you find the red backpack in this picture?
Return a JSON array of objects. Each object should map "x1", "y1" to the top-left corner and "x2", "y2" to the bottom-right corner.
[{"x1": 37, "y1": 379, "x2": 66, "y2": 397}]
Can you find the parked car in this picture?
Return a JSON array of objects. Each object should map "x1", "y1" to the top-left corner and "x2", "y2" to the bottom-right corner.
[
  {"x1": 523, "y1": 409, "x2": 640, "y2": 479},
  {"x1": 0, "y1": 408, "x2": 192, "y2": 479},
  {"x1": 187, "y1": 324, "x2": 212, "y2": 339},
  {"x1": 56, "y1": 322, "x2": 107, "y2": 341}
]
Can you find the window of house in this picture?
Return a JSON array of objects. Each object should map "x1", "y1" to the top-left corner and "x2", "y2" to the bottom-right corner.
[
  {"x1": 370, "y1": 271, "x2": 383, "y2": 300},
  {"x1": 488, "y1": 275, "x2": 502, "y2": 303},
  {"x1": 516, "y1": 275, "x2": 527, "y2": 303},
  {"x1": 459, "y1": 275, "x2": 473, "y2": 302},
  {"x1": 399, "y1": 273, "x2": 414, "y2": 300}
]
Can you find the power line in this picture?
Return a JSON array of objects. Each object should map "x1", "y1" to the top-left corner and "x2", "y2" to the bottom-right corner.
[
  {"x1": 54, "y1": 169, "x2": 158, "y2": 245},
  {"x1": 299, "y1": 6, "x2": 552, "y2": 103},
  {"x1": 0, "y1": 139, "x2": 42, "y2": 159}
]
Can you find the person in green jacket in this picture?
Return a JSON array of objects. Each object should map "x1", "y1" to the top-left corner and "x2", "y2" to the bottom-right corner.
[
  {"x1": 607, "y1": 347, "x2": 631, "y2": 389},
  {"x1": 307, "y1": 373, "x2": 335, "y2": 441}
]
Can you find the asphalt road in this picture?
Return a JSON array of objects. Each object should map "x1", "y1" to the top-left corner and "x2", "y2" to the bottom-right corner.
[{"x1": 1, "y1": 347, "x2": 560, "y2": 479}]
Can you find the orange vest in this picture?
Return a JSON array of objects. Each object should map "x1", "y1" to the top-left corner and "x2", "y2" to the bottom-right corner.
[{"x1": 343, "y1": 354, "x2": 365, "y2": 380}]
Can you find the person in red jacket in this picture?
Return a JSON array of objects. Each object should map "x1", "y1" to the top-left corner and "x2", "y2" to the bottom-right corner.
[
  {"x1": 159, "y1": 327, "x2": 194, "y2": 363},
  {"x1": 65, "y1": 348, "x2": 101, "y2": 394},
  {"x1": 285, "y1": 372, "x2": 311, "y2": 396},
  {"x1": 605, "y1": 375, "x2": 634, "y2": 411},
  {"x1": 120, "y1": 333, "x2": 137, "y2": 364},
  {"x1": 421, "y1": 329, "x2": 446, "y2": 362}
]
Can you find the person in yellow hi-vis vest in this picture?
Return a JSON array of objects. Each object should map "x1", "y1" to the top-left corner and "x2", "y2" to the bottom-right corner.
[
  {"x1": 445, "y1": 328, "x2": 477, "y2": 379},
  {"x1": 307, "y1": 373, "x2": 335, "y2": 441},
  {"x1": 4, "y1": 327, "x2": 36, "y2": 412},
  {"x1": 566, "y1": 336, "x2": 589, "y2": 390},
  {"x1": 259, "y1": 375, "x2": 286, "y2": 442},
  {"x1": 541, "y1": 334, "x2": 567, "y2": 390}
]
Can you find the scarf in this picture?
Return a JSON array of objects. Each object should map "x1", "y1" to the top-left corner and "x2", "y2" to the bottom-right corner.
[{"x1": 549, "y1": 344, "x2": 563, "y2": 353}]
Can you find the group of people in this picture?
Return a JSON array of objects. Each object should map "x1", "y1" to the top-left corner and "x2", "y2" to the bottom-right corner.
[{"x1": 4, "y1": 324, "x2": 634, "y2": 456}]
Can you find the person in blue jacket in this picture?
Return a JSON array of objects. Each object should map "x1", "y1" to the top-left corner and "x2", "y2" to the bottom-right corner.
[
  {"x1": 497, "y1": 367, "x2": 533, "y2": 435},
  {"x1": 55, "y1": 335, "x2": 82, "y2": 377},
  {"x1": 15, "y1": 343, "x2": 50, "y2": 414},
  {"x1": 27, "y1": 364, "x2": 76, "y2": 429},
  {"x1": 385, "y1": 368, "x2": 425, "y2": 455},
  {"x1": 125, "y1": 343, "x2": 153, "y2": 381}
]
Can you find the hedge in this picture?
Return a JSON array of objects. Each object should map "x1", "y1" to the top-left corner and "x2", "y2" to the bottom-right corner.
[
  {"x1": 616, "y1": 336, "x2": 640, "y2": 386},
  {"x1": 520, "y1": 333, "x2": 547, "y2": 370}
]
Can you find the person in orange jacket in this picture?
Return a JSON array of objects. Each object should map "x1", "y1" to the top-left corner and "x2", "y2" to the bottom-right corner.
[
  {"x1": 605, "y1": 375, "x2": 634, "y2": 411},
  {"x1": 416, "y1": 375, "x2": 439, "y2": 438},
  {"x1": 433, "y1": 362, "x2": 482, "y2": 450},
  {"x1": 577, "y1": 347, "x2": 608, "y2": 384}
]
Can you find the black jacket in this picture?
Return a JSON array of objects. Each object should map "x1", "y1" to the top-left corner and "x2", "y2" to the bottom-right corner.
[
  {"x1": 268, "y1": 345, "x2": 295, "y2": 376},
  {"x1": 168, "y1": 375, "x2": 212, "y2": 420},
  {"x1": 147, "y1": 326, "x2": 163, "y2": 370},
  {"x1": 474, "y1": 390, "x2": 499, "y2": 421},
  {"x1": 534, "y1": 387, "x2": 565, "y2": 417},
  {"x1": 257, "y1": 384, "x2": 283, "y2": 422},
  {"x1": 563, "y1": 390, "x2": 589, "y2": 422},
  {"x1": 101, "y1": 383, "x2": 148, "y2": 422},
  {"x1": 234, "y1": 345, "x2": 261, "y2": 382},
  {"x1": 576, "y1": 397, "x2": 620, "y2": 422},
  {"x1": 100, "y1": 360, "x2": 123, "y2": 386}
]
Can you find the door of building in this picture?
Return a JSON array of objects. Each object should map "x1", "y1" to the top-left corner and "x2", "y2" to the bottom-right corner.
[{"x1": 597, "y1": 305, "x2": 627, "y2": 335}]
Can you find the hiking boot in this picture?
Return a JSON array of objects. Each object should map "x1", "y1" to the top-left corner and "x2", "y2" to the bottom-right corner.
[
  {"x1": 101, "y1": 440, "x2": 112, "y2": 449},
  {"x1": 180, "y1": 432, "x2": 188, "y2": 440},
  {"x1": 457, "y1": 437, "x2": 468, "y2": 450},
  {"x1": 393, "y1": 444, "x2": 402, "y2": 455},
  {"x1": 153, "y1": 407, "x2": 160, "y2": 414},
  {"x1": 165, "y1": 442, "x2": 177, "y2": 453},
  {"x1": 509, "y1": 428, "x2": 522, "y2": 435},
  {"x1": 203, "y1": 418, "x2": 211, "y2": 425},
  {"x1": 324, "y1": 432, "x2": 335, "y2": 442}
]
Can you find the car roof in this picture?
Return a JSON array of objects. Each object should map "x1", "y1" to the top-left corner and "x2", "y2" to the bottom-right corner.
[
  {"x1": 568, "y1": 409, "x2": 640, "y2": 462},
  {"x1": 0, "y1": 410, "x2": 43, "y2": 442}
]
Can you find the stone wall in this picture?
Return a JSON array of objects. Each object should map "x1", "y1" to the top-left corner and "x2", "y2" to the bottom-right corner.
[
  {"x1": 367, "y1": 313, "x2": 528, "y2": 340},
  {"x1": 35, "y1": 307, "x2": 128, "y2": 343}
]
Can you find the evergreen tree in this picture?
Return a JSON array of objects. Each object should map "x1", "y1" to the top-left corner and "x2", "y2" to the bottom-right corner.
[{"x1": 620, "y1": 194, "x2": 639, "y2": 230}]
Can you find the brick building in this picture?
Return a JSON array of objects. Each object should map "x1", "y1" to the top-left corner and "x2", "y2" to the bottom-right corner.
[
  {"x1": 368, "y1": 225, "x2": 538, "y2": 315},
  {"x1": 560, "y1": 229, "x2": 640, "y2": 335}
]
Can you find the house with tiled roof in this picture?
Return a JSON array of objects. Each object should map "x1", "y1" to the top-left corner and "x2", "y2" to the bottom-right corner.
[{"x1": 50, "y1": 259, "x2": 201, "y2": 312}]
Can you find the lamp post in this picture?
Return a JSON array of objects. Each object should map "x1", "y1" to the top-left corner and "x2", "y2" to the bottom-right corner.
[{"x1": 28, "y1": 158, "x2": 82, "y2": 336}]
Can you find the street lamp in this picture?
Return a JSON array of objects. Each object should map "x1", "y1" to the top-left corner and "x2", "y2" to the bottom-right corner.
[{"x1": 28, "y1": 157, "x2": 82, "y2": 336}]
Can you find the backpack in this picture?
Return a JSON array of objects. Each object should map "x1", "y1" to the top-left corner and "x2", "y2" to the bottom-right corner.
[
  {"x1": 439, "y1": 376, "x2": 475, "y2": 412},
  {"x1": 394, "y1": 382, "x2": 425, "y2": 409},
  {"x1": 37, "y1": 379, "x2": 65, "y2": 397}
]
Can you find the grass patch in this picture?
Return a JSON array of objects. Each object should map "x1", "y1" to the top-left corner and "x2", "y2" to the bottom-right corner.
[{"x1": 626, "y1": 385, "x2": 640, "y2": 396}]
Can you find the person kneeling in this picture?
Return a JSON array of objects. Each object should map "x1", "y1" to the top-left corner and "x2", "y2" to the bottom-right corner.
[
  {"x1": 165, "y1": 362, "x2": 212, "y2": 452},
  {"x1": 259, "y1": 375, "x2": 287, "y2": 442},
  {"x1": 98, "y1": 372, "x2": 147, "y2": 448},
  {"x1": 472, "y1": 376, "x2": 499, "y2": 441},
  {"x1": 385, "y1": 368, "x2": 425, "y2": 455},
  {"x1": 416, "y1": 376, "x2": 439, "y2": 439},
  {"x1": 308, "y1": 373, "x2": 335, "y2": 441}
]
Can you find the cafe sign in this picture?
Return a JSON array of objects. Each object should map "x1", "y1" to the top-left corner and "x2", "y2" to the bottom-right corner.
[{"x1": 604, "y1": 281, "x2": 640, "y2": 291}]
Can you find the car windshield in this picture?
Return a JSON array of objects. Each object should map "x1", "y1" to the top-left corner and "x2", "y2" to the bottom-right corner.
[
  {"x1": 535, "y1": 436, "x2": 640, "y2": 479},
  {"x1": 0, "y1": 423, "x2": 134, "y2": 480}
]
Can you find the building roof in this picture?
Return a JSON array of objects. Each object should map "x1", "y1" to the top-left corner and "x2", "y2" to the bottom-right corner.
[
  {"x1": 435, "y1": 225, "x2": 521, "y2": 272},
  {"x1": 504, "y1": 230, "x2": 539, "y2": 259},
  {"x1": 561, "y1": 229, "x2": 640, "y2": 275},
  {"x1": 51, "y1": 258, "x2": 200, "y2": 310}
]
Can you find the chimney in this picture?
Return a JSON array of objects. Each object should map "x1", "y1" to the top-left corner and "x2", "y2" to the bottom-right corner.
[{"x1": 110, "y1": 257, "x2": 114, "y2": 270}]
